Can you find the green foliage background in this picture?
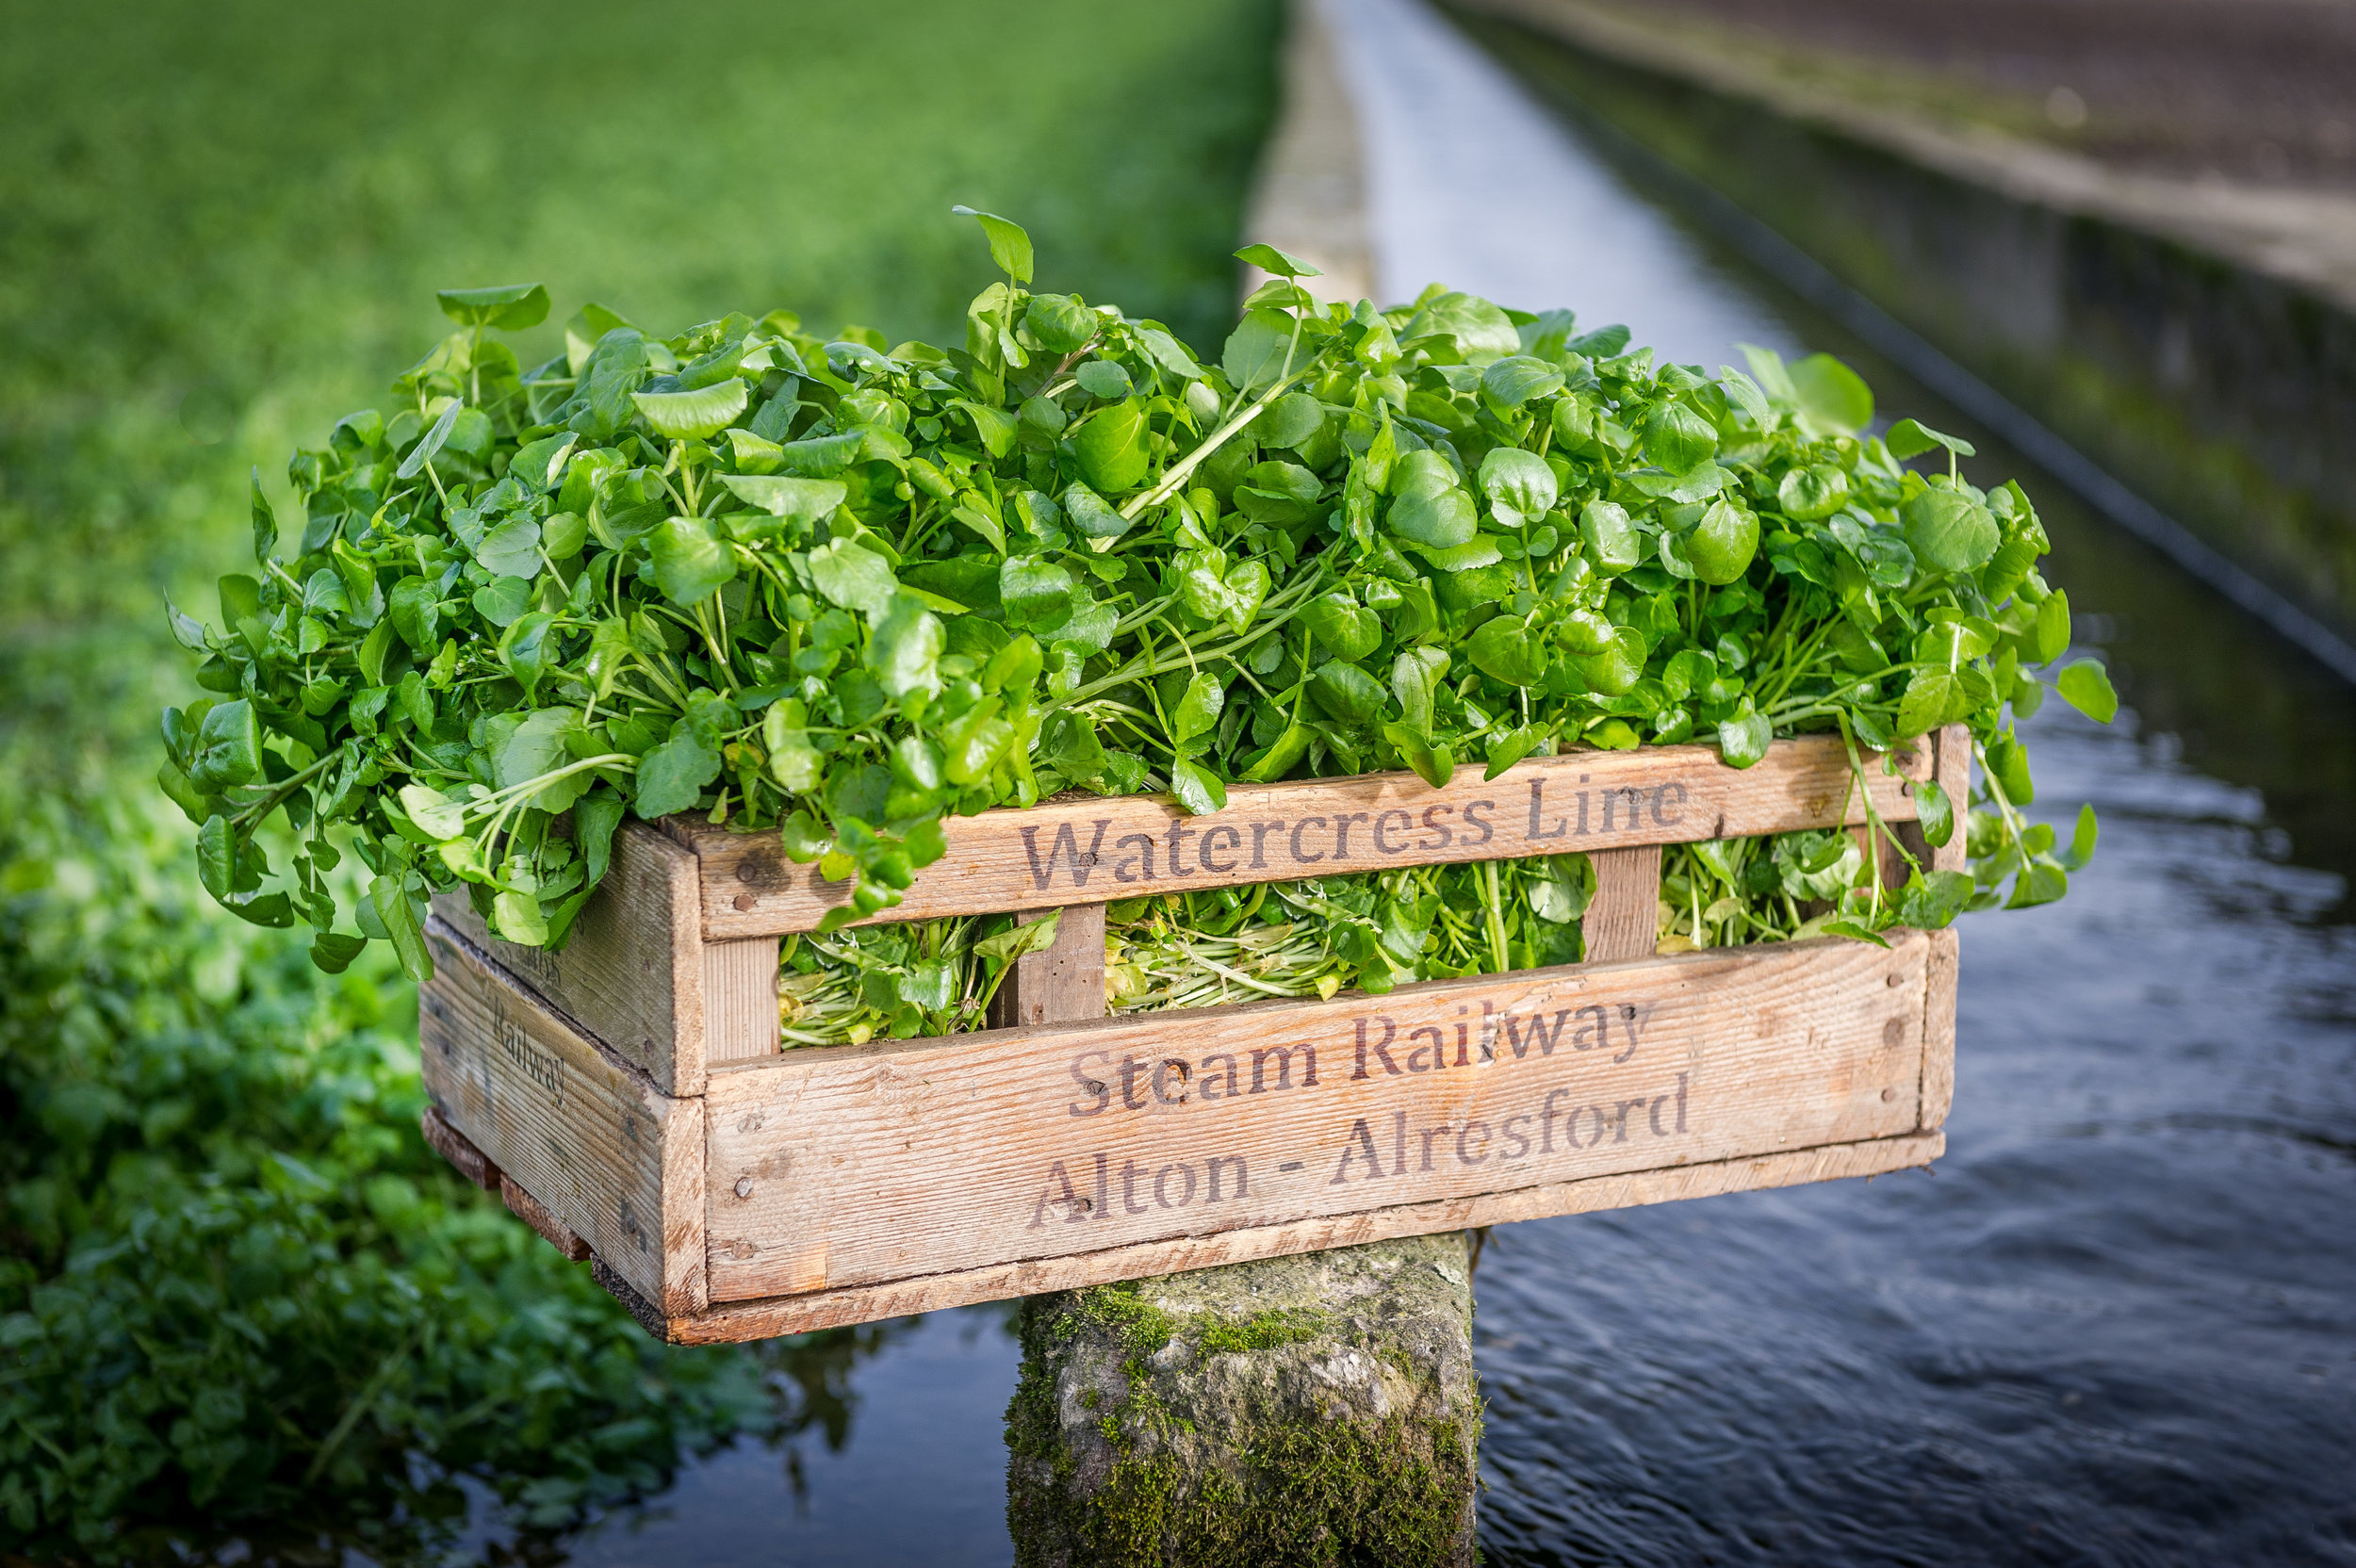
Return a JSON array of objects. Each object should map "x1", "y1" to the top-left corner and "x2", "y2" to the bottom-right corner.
[{"x1": 0, "y1": 0, "x2": 1279, "y2": 1554}]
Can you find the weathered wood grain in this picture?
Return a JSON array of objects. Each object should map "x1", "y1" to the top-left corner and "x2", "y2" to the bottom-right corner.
[
  {"x1": 420, "y1": 1104, "x2": 500, "y2": 1191},
  {"x1": 703, "y1": 938, "x2": 781, "y2": 1067},
  {"x1": 989, "y1": 904, "x2": 1109, "y2": 1030},
  {"x1": 666, "y1": 1130, "x2": 1941, "y2": 1343},
  {"x1": 1931, "y1": 723, "x2": 1972, "y2": 879},
  {"x1": 1921, "y1": 925, "x2": 1959, "y2": 1131},
  {"x1": 430, "y1": 821, "x2": 706, "y2": 1095},
  {"x1": 702, "y1": 930, "x2": 1934, "y2": 1303},
  {"x1": 419, "y1": 919, "x2": 709, "y2": 1316},
  {"x1": 681, "y1": 733, "x2": 1932, "y2": 939},
  {"x1": 1582, "y1": 844, "x2": 1663, "y2": 961},
  {"x1": 502, "y1": 1174, "x2": 591, "y2": 1261}
]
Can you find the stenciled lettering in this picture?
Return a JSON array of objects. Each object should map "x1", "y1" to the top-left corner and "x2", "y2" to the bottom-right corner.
[{"x1": 1021, "y1": 819, "x2": 1111, "y2": 891}]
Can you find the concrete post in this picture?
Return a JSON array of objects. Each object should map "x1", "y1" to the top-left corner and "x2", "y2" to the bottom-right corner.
[{"x1": 1005, "y1": 1232, "x2": 1481, "y2": 1567}]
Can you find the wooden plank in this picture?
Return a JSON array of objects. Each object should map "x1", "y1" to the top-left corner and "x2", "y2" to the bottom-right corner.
[
  {"x1": 419, "y1": 919, "x2": 709, "y2": 1317},
  {"x1": 683, "y1": 733, "x2": 1933, "y2": 939},
  {"x1": 430, "y1": 821, "x2": 706, "y2": 1096},
  {"x1": 1581, "y1": 844, "x2": 1662, "y2": 961},
  {"x1": 702, "y1": 930, "x2": 1933, "y2": 1303},
  {"x1": 1931, "y1": 723, "x2": 1972, "y2": 878},
  {"x1": 1920, "y1": 925, "x2": 1959, "y2": 1131},
  {"x1": 503, "y1": 1175, "x2": 591, "y2": 1261},
  {"x1": 704, "y1": 938, "x2": 782, "y2": 1068},
  {"x1": 989, "y1": 904, "x2": 1109, "y2": 1030},
  {"x1": 421, "y1": 1104, "x2": 500, "y2": 1191},
  {"x1": 668, "y1": 1130, "x2": 1940, "y2": 1343}
]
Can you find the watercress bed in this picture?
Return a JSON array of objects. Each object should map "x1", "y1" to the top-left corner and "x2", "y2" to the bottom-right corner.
[{"x1": 161, "y1": 212, "x2": 2113, "y2": 1040}]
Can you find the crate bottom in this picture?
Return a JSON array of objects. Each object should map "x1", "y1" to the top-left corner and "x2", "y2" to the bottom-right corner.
[{"x1": 609, "y1": 1130, "x2": 1941, "y2": 1345}]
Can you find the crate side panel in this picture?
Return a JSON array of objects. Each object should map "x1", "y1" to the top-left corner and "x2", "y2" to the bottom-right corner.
[
  {"x1": 430, "y1": 821, "x2": 704, "y2": 1094},
  {"x1": 675, "y1": 1130, "x2": 1941, "y2": 1342},
  {"x1": 689, "y1": 734, "x2": 1933, "y2": 938},
  {"x1": 703, "y1": 931, "x2": 1931, "y2": 1302},
  {"x1": 419, "y1": 921, "x2": 702, "y2": 1313}
]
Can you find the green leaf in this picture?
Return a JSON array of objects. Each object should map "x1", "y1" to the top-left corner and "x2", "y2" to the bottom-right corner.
[
  {"x1": 1570, "y1": 626, "x2": 1647, "y2": 696},
  {"x1": 1176, "y1": 551, "x2": 1269, "y2": 635},
  {"x1": 1481, "y1": 355, "x2": 1565, "y2": 408},
  {"x1": 1914, "y1": 778, "x2": 1955, "y2": 848},
  {"x1": 1382, "y1": 723, "x2": 1456, "y2": 789},
  {"x1": 976, "y1": 908, "x2": 1061, "y2": 964},
  {"x1": 1479, "y1": 446, "x2": 1557, "y2": 525},
  {"x1": 634, "y1": 728, "x2": 722, "y2": 818},
  {"x1": 1401, "y1": 292, "x2": 1519, "y2": 362},
  {"x1": 250, "y1": 468, "x2": 279, "y2": 565},
  {"x1": 1789, "y1": 352, "x2": 1873, "y2": 431},
  {"x1": 195, "y1": 814, "x2": 235, "y2": 901},
  {"x1": 1642, "y1": 401, "x2": 1718, "y2": 476},
  {"x1": 1169, "y1": 758, "x2": 1228, "y2": 815},
  {"x1": 498, "y1": 706, "x2": 594, "y2": 812},
  {"x1": 1170, "y1": 672, "x2": 1225, "y2": 748},
  {"x1": 2028, "y1": 589, "x2": 2072, "y2": 665},
  {"x1": 807, "y1": 537, "x2": 899, "y2": 618},
  {"x1": 1222, "y1": 308, "x2": 1297, "y2": 395},
  {"x1": 1061, "y1": 483, "x2": 1130, "y2": 541},
  {"x1": 1071, "y1": 398, "x2": 1148, "y2": 493},
  {"x1": 499, "y1": 612, "x2": 558, "y2": 702},
  {"x1": 1715, "y1": 699, "x2": 1771, "y2": 769},
  {"x1": 2055, "y1": 660, "x2": 2118, "y2": 723},
  {"x1": 371, "y1": 874, "x2": 432, "y2": 981},
  {"x1": 1681, "y1": 498, "x2": 1759, "y2": 585},
  {"x1": 952, "y1": 205, "x2": 1033, "y2": 283},
  {"x1": 1301, "y1": 591, "x2": 1379, "y2": 662},
  {"x1": 648, "y1": 515, "x2": 737, "y2": 605},
  {"x1": 1896, "y1": 668, "x2": 1964, "y2": 738},
  {"x1": 866, "y1": 595, "x2": 943, "y2": 702},
  {"x1": 1001, "y1": 555, "x2": 1077, "y2": 632},
  {"x1": 398, "y1": 784, "x2": 469, "y2": 841},
  {"x1": 632, "y1": 379, "x2": 748, "y2": 440},
  {"x1": 1386, "y1": 458, "x2": 1477, "y2": 548},
  {"x1": 1258, "y1": 391, "x2": 1326, "y2": 449},
  {"x1": 1235, "y1": 241, "x2": 1322, "y2": 278},
  {"x1": 1985, "y1": 732, "x2": 2035, "y2": 804},
  {"x1": 1137, "y1": 328, "x2": 1205, "y2": 380},
  {"x1": 1308, "y1": 660, "x2": 1385, "y2": 726},
  {"x1": 1901, "y1": 488, "x2": 2000, "y2": 573},
  {"x1": 476, "y1": 516, "x2": 542, "y2": 580},
  {"x1": 310, "y1": 932, "x2": 369, "y2": 973},
  {"x1": 1390, "y1": 646, "x2": 1449, "y2": 736},
  {"x1": 1579, "y1": 500, "x2": 1643, "y2": 574},
  {"x1": 2056, "y1": 803, "x2": 2100, "y2": 871},
  {"x1": 1468, "y1": 616, "x2": 1548, "y2": 687},
  {"x1": 395, "y1": 400, "x2": 461, "y2": 481},
  {"x1": 1885, "y1": 417, "x2": 1975, "y2": 460},
  {"x1": 1483, "y1": 724, "x2": 1547, "y2": 780},
  {"x1": 471, "y1": 576, "x2": 532, "y2": 627},
  {"x1": 436, "y1": 282, "x2": 550, "y2": 330},
  {"x1": 189, "y1": 699, "x2": 261, "y2": 790}
]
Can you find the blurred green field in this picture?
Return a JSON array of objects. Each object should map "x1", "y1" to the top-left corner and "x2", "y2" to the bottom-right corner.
[
  {"x1": 0, "y1": 0, "x2": 1278, "y2": 771},
  {"x1": 0, "y1": 1, "x2": 1277, "y2": 1556}
]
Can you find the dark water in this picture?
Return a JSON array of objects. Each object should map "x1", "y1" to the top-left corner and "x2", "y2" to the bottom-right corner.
[{"x1": 498, "y1": 2, "x2": 2356, "y2": 1561}]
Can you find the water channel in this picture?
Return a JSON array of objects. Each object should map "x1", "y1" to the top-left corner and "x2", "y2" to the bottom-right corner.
[{"x1": 487, "y1": 2, "x2": 2356, "y2": 1560}]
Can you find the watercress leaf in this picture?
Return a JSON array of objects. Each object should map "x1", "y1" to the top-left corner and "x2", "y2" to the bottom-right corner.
[
  {"x1": 631, "y1": 379, "x2": 748, "y2": 440},
  {"x1": 1000, "y1": 555, "x2": 1077, "y2": 632},
  {"x1": 1137, "y1": 328, "x2": 1205, "y2": 380},
  {"x1": 250, "y1": 468, "x2": 278, "y2": 565},
  {"x1": 1788, "y1": 352, "x2": 1873, "y2": 431},
  {"x1": 1715, "y1": 698, "x2": 1771, "y2": 769},
  {"x1": 476, "y1": 516, "x2": 542, "y2": 580},
  {"x1": 1683, "y1": 498, "x2": 1759, "y2": 585},
  {"x1": 2055, "y1": 660, "x2": 2119, "y2": 723},
  {"x1": 1483, "y1": 723, "x2": 1546, "y2": 780},
  {"x1": 648, "y1": 514, "x2": 737, "y2": 605},
  {"x1": 1885, "y1": 416, "x2": 1975, "y2": 460},
  {"x1": 952, "y1": 205, "x2": 1033, "y2": 283},
  {"x1": 2028, "y1": 588, "x2": 2072, "y2": 665},
  {"x1": 1914, "y1": 778, "x2": 1955, "y2": 848},
  {"x1": 1902, "y1": 488, "x2": 2000, "y2": 573},
  {"x1": 807, "y1": 537, "x2": 899, "y2": 618},
  {"x1": 1234, "y1": 241, "x2": 1322, "y2": 278},
  {"x1": 1642, "y1": 401, "x2": 1718, "y2": 475},
  {"x1": 471, "y1": 576, "x2": 532, "y2": 627},
  {"x1": 1177, "y1": 551, "x2": 1270, "y2": 635},
  {"x1": 2057, "y1": 803, "x2": 2100, "y2": 870},
  {"x1": 310, "y1": 932, "x2": 369, "y2": 973},
  {"x1": 1060, "y1": 482, "x2": 1130, "y2": 540},
  {"x1": 1479, "y1": 446, "x2": 1557, "y2": 523},
  {"x1": 1579, "y1": 499, "x2": 1643, "y2": 574},
  {"x1": 1468, "y1": 616, "x2": 1548, "y2": 687},
  {"x1": 1385, "y1": 478, "x2": 1477, "y2": 549},
  {"x1": 189, "y1": 699, "x2": 261, "y2": 790},
  {"x1": 1307, "y1": 660, "x2": 1385, "y2": 726},
  {"x1": 1070, "y1": 397, "x2": 1149, "y2": 493},
  {"x1": 1481, "y1": 355, "x2": 1565, "y2": 408},
  {"x1": 633, "y1": 728, "x2": 722, "y2": 819},
  {"x1": 1171, "y1": 672, "x2": 1225, "y2": 747},
  {"x1": 1301, "y1": 591, "x2": 1380, "y2": 662},
  {"x1": 1074, "y1": 360, "x2": 1132, "y2": 400},
  {"x1": 1222, "y1": 307, "x2": 1298, "y2": 395},
  {"x1": 866, "y1": 594, "x2": 944, "y2": 701},
  {"x1": 436, "y1": 282, "x2": 550, "y2": 330},
  {"x1": 1169, "y1": 757, "x2": 1228, "y2": 814},
  {"x1": 1258, "y1": 391, "x2": 1326, "y2": 449}
]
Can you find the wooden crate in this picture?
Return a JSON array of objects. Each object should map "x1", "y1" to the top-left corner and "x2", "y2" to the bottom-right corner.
[{"x1": 418, "y1": 726, "x2": 1967, "y2": 1343}]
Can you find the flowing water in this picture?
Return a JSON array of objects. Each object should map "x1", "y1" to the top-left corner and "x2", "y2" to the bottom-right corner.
[{"x1": 510, "y1": 2, "x2": 2356, "y2": 1560}]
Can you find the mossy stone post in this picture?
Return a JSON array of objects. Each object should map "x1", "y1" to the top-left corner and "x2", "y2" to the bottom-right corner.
[{"x1": 1004, "y1": 1233, "x2": 1481, "y2": 1567}]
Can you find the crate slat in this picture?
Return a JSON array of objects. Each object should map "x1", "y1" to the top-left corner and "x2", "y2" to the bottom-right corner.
[
  {"x1": 1582, "y1": 844, "x2": 1663, "y2": 962},
  {"x1": 420, "y1": 921, "x2": 709, "y2": 1317},
  {"x1": 701, "y1": 929, "x2": 1937, "y2": 1305},
  {"x1": 662, "y1": 1129, "x2": 1940, "y2": 1343},
  {"x1": 680, "y1": 732, "x2": 1933, "y2": 939}
]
